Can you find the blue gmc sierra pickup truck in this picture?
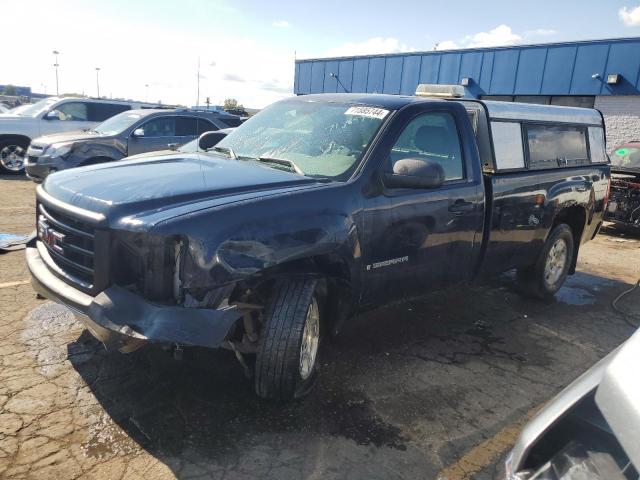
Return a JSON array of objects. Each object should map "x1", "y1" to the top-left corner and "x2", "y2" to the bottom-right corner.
[{"x1": 27, "y1": 85, "x2": 610, "y2": 400}]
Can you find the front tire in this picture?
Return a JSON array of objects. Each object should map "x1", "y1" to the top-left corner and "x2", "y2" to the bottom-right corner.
[
  {"x1": 255, "y1": 278, "x2": 322, "y2": 401},
  {"x1": 517, "y1": 223, "x2": 574, "y2": 299},
  {"x1": 0, "y1": 139, "x2": 29, "y2": 174}
]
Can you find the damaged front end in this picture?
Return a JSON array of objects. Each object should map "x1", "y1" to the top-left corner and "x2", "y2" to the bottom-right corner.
[
  {"x1": 606, "y1": 170, "x2": 640, "y2": 230},
  {"x1": 27, "y1": 207, "x2": 259, "y2": 354}
]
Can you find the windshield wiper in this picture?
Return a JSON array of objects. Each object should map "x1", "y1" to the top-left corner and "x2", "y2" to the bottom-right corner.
[
  {"x1": 211, "y1": 145, "x2": 237, "y2": 159},
  {"x1": 256, "y1": 156, "x2": 305, "y2": 176}
]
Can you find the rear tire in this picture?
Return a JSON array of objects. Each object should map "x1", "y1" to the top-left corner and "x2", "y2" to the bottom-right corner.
[
  {"x1": 0, "y1": 139, "x2": 29, "y2": 174},
  {"x1": 517, "y1": 223, "x2": 574, "y2": 300},
  {"x1": 254, "y1": 278, "x2": 322, "y2": 401}
]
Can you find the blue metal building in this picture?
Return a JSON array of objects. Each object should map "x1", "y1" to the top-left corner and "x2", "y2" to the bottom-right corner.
[{"x1": 294, "y1": 37, "x2": 640, "y2": 149}]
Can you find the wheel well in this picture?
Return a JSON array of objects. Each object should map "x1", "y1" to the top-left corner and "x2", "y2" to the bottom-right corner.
[
  {"x1": 236, "y1": 254, "x2": 354, "y2": 336},
  {"x1": 0, "y1": 134, "x2": 31, "y2": 147},
  {"x1": 552, "y1": 206, "x2": 586, "y2": 274}
]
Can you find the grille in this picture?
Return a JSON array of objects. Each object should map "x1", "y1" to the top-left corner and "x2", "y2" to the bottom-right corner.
[{"x1": 37, "y1": 203, "x2": 96, "y2": 288}]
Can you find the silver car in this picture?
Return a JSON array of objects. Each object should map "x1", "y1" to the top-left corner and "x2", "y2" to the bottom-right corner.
[{"x1": 502, "y1": 328, "x2": 640, "y2": 479}]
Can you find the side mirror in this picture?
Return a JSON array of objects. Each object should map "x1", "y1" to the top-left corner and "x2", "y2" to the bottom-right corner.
[
  {"x1": 198, "y1": 130, "x2": 229, "y2": 150},
  {"x1": 382, "y1": 158, "x2": 445, "y2": 189},
  {"x1": 45, "y1": 110, "x2": 60, "y2": 121},
  {"x1": 132, "y1": 128, "x2": 145, "y2": 137}
]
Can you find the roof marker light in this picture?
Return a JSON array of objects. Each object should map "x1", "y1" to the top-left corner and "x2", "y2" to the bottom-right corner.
[{"x1": 415, "y1": 84, "x2": 465, "y2": 98}]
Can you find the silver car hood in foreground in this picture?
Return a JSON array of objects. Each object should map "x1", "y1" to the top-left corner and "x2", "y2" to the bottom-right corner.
[
  {"x1": 595, "y1": 329, "x2": 640, "y2": 470},
  {"x1": 507, "y1": 327, "x2": 640, "y2": 475}
]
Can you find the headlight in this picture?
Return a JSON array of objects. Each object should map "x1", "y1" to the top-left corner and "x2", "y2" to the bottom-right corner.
[{"x1": 45, "y1": 142, "x2": 73, "y2": 158}]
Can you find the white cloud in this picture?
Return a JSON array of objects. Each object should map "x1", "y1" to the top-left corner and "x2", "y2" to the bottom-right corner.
[
  {"x1": 434, "y1": 40, "x2": 461, "y2": 50},
  {"x1": 324, "y1": 37, "x2": 416, "y2": 57},
  {"x1": 525, "y1": 28, "x2": 557, "y2": 36},
  {"x1": 435, "y1": 24, "x2": 522, "y2": 50},
  {"x1": 466, "y1": 24, "x2": 522, "y2": 48},
  {"x1": 619, "y1": 5, "x2": 640, "y2": 26},
  {"x1": 272, "y1": 20, "x2": 291, "y2": 28}
]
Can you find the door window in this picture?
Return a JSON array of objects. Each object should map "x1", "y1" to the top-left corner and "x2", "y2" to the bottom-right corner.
[
  {"x1": 52, "y1": 102, "x2": 89, "y2": 121},
  {"x1": 220, "y1": 117, "x2": 243, "y2": 128},
  {"x1": 175, "y1": 117, "x2": 217, "y2": 136},
  {"x1": 390, "y1": 112, "x2": 464, "y2": 181},
  {"x1": 87, "y1": 103, "x2": 131, "y2": 122},
  {"x1": 197, "y1": 119, "x2": 218, "y2": 134},
  {"x1": 140, "y1": 117, "x2": 176, "y2": 137}
]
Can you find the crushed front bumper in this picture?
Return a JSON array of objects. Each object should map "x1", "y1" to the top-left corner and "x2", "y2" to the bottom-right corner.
[
  {"x1": 24, "y1": 154, "x2": 56, "y2": 182},
  {"x1": 26, "y1": 243, "x2": 244, "y2": 351}
]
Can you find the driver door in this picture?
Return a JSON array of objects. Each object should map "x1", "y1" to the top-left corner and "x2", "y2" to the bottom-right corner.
[{"x1": 361, "y1": 104, "x2": 484, "y2": 306}]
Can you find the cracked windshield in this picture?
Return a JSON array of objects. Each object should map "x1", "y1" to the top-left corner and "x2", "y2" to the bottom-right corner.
[{"x1": 215, "y1": 100, "x2": 388, "y2": 179}]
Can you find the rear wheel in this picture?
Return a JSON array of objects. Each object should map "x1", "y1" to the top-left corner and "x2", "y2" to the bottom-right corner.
[
  {"x1": 254, "y1": 278, "x2": 322, "y2": 401},
  {"x1": 0, "y1": 139, "x2": 29, "y2": 174},
  {"x1": 517, "y1": 223, "x2": 574, "y2": 299}
]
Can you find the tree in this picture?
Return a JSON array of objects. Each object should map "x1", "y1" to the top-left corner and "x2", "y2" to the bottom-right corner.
[
  {"x1": 2, "y1": 85, "x2": 17, "y2": 96},
  {"x1": 223, "y1": 98, "x2": 243, "y2": 111}
]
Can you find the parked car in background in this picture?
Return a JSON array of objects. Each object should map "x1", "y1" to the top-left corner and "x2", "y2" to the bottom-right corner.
[
  {"x1": 502, "y1": 328, "x2": 640, "y2": 479},
  {"x1": 0, "y1": 96, "x2": 165, "y2": 174},
  {"x1": 124, "y1": 128, "x2": 233, "y2": 161},
  {"x1": 605, "y1": 142, "x2": 640, "y2": 232},
  {"x1": 7, "y1": 104, "x2": 31, "y2": 115},
  {"x1": 27, "y1": 87, "x2": 610, "y2": 401},
  {"x1": 24, "y1": 110, "x2": 240, "y2": 181}
]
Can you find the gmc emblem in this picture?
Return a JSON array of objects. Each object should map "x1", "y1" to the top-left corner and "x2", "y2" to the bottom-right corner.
[{"x1": 38, "y1": 218, "x2": 65, "y2": 254}]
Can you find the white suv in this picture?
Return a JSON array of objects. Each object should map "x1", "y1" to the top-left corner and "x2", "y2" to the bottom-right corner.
[{"x1": 0, "y1": 97, "x2": 161, "y2": 173}]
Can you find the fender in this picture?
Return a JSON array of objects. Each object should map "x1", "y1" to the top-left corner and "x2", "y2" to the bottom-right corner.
[
  {"x1": 544, "y1": 170, "x2": 608, "y2": 273},
  {"x1": 0, "y1": 133, "x2": 31, "y2": 145},
  {"x1": 67, "y1": 139, "x2": 126, "y2": 167},
  {"x1": 151, "y1": 182, "x2": 364, "y2": 303}
]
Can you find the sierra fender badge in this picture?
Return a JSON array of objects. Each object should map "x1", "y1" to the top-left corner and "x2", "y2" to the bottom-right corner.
[{"x1": 366, "y1": 256, "x2": 409, "y2": 271}]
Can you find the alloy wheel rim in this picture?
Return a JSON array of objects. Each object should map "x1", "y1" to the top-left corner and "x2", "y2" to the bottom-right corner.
[
  {"x1": 299, "y1": 297, "x2": 320, "y2": 380},
  {"x1": 0, "y1": 145, "x2": 26, "y2": 171},
  {"x1": 544, "y1": 238, "x2": 568, "y2": 287}
]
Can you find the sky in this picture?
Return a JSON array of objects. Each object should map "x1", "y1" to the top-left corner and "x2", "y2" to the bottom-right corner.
[{"x1": 3, "y1": 0, "x2": 640, "y2": 108}]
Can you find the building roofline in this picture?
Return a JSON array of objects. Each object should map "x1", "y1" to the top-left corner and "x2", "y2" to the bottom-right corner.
[{"x1": 296, "y1": 35, "x2": 640, "y2": 63}]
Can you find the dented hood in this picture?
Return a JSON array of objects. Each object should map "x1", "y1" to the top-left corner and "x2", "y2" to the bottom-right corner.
[
  {"x1": 41, "y1": 153, "x2": 319, "y2": 221},
  {"x1": 31, "y1": 130, "x2": 101, "y2": 148}
]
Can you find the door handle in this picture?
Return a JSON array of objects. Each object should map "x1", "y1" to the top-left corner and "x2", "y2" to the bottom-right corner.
[
  {"x1": 448, "y1": 200, "x2": 473, "y2": 215},
  {"x1": 576, "y1": 182, "x2": 592, "y2": 193},
  {"x1": 167, "y1": 143, "x2": 180, "y2": 151}
]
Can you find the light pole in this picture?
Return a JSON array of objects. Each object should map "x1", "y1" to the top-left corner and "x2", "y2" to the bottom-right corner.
[
  {"x1": 52, "y1": 50, "x2": 60, "y2": 95},
  {"x1": 95, "y1": 67, "x2": 101, "y2": 98},
  {"x1": 196, "y1": 57, "x2": 200, "y2": 108}
]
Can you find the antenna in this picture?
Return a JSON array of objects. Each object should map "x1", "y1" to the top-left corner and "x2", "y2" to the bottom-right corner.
[{"x1": 329, "y1": 72, "x2": 349, "y2": 93}]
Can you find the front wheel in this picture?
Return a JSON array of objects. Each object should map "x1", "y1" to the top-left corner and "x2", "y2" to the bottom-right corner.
[
  {"x1": 255, "y1": 278, "x2": 322, "y2": 401},
  {"x1": 0, "y1": 140, "x2": 29, "y2": 174},
  {"x1": 517, "y1": 223, "x2": 574, "y2": 299}
]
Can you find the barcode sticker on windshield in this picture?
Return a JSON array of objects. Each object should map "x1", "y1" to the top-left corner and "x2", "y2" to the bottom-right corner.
[{"x1": 344, "y1": 106, "x2": 389, "y2": 119}]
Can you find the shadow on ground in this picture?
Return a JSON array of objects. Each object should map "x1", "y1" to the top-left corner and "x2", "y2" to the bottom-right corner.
[
  {"x1": 66, "y1": 269, "x2": 637, "y2": 478},
  {"x1": 0, "y1": 174, "x2": 30, "y2": 181}
]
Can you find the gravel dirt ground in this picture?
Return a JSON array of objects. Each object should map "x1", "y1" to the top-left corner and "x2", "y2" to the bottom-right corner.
[{"x1": 0, "y1": 175, "x2": 638, "y2": 480}]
